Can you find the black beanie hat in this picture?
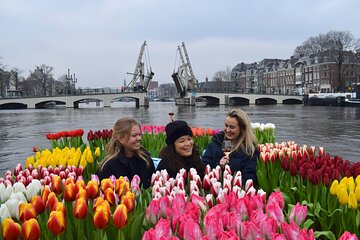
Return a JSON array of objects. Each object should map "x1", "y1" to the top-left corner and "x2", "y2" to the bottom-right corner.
[{"x1": 165, "y1": 120, "x2": 193, "y2": 145}]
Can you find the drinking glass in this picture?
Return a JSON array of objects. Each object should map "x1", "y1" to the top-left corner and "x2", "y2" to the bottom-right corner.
[{"x1": 221, "y1": 140, "x2": 233, "y2": 157}]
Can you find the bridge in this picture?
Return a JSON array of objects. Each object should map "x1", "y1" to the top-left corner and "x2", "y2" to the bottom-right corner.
[
  {"x1": 178, "y1": 92, "x2": 304, "y2": 106},
  {"x1": 0, "y1": 91, "x2": 303, "y2": 109},
  {"x1": 0, "y1": 92, "x2": 149, "y2": 109}
]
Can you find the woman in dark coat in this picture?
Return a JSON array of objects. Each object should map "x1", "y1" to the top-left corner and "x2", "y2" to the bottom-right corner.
[
  {"x1": 97, "y1": 117, "x2": 155, "y2": 188},
  {"x1": 202, "y1": 109, "x2": 259, "y2": 187},
  {"x1": 157, "y1": 120, "x2": 204, "y2": 179}
]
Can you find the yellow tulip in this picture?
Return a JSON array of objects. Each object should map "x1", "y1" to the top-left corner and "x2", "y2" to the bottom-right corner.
[
  {"x1": 95, "y1": 147, "x2": 101, "y2": 157},
  {"x1": 355, "y1": 175, "x2": 360, "y2": 186},
  {"x1": 26, "y1": 156, "x2": 35, "y2": 166},
  {"x1": 348, "y1": 177, "x2": 355, "y2": 192},
  {"x1": 348, "y1": 191, "x2": 358, "y2": 209},
  {"x1": 330, "y1": 180, "x2": 338, "y2": 195},
  {"x1": 355, "y1": 186, "x2": 360, "y2": 202},
  {"x1": 86, "y1": 150, "x2": 94, "y2": 163},
  {"x1": 338, "y1": 187, "x2": 349, "y2": 205}
]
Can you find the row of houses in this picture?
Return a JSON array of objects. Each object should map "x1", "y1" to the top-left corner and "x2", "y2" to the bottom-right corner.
[{"x1": 229, "y1": 50, "x2": 360, "y2": 95}]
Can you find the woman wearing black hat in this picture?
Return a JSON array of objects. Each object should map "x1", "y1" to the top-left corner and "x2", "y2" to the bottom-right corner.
[
  {"x1": 97, "y1": 117, "x2": 156, "y2": 188},
  {"x1": 157, "y1": 120, "x2": 204, "y2": 179}
]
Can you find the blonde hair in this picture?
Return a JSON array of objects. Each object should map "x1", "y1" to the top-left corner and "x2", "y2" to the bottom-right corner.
[
  {"x1": 99, "y1": 117, "x2": 150, "y2": 171},
  {"x1": 226, "y1": 109, "x2": 257, "y2": 156}
]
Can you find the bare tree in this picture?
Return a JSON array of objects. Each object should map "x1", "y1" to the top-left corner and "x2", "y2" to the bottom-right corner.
[
  {"x1": 28, "y1": 64, "x2": 55, "y2": 96},
  {"x1": 10, "y1": 68, "x2": 23, "y2": 90},
  {"x1": 212, "y1": 66, "x2": 232, "y2": 82},
  {"x1": 294, "y1": 31, "x2": 360, "y2": 91}
]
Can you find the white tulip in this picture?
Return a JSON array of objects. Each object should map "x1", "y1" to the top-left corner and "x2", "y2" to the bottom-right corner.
[
  {"x1": 13, "y1": 182, "x2": 26, "y2": 194},
  {"x1": 9, "y1": 192, "x2": 27, "y2": 203},
  {"x1": 4, "y1": 198, "x2": 21, "y2": 220},
  {"x1": 26, "y1": 179, "x2": 42, "y2": 201},
  {"x1": 0, "y1": 183, "x2": 13, "y2": 203},
  {"x1": 0, "y1": 204, "x2": 11, "y2": 221}
]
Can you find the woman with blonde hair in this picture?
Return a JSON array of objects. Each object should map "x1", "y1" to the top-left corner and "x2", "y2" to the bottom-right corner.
[
  {"x1": 202, "y1": 109, "x2": 258, "y2": 187},
  {"x1": 97, "y1": 117, "x2": 155, "y2": 188}
]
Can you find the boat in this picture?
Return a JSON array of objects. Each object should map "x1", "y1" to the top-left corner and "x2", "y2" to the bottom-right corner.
[{"x1": 305, "y1": 83, "x2": 360, "y2": 107}]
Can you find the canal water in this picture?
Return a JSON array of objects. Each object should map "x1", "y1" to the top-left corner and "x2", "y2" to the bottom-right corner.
[{"x1": 0, "y1": 102, "x2": 359, "y2": 176}]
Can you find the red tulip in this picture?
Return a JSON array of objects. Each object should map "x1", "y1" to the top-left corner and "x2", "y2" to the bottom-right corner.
[
  {"x1": 73, "y1": 198, "x2": 88, "y2": 219},
  {"x1": 63, "y1": 182, "x2": 77, "y2": 202},
  {"x1": 1, "y1": 218, "x2": 21, "y2": 240},
  {"x1": 30, "y1": 195, "x2": 45, "y2": 215},
  {"x1": 22, "y1": 218, "x2": 41, "y2": 240},
  {"x1": 52, "y1": 202, "x2": 66, "y2": 216},
  {"x1": 93, "y1": 204, "x2": 110, "y2": 229},
  {"x1": 86, "y1": 180, "x2": 99, "y2": 199},
  {"x1": 100, "y1": 178, "x2": 114, "y2": 192},
  {"x1": 104, "y1": 188, "x2": 116, "y2": 205},
  {"x1": 113, "y1": 203, "x2": 128, "y2": 229},
  {"x1": 45, "y1": 192, "x2": 59, "y2": 211},
  {"x1": 47, "y1": 210, "x2": 66, "y2": 235},
  {"x1": 121, "y1": 191, "x2": 135, "y2": 212},
  {"x1": 19, "y1": 202, "x2": 37, "y2": 222},
  {"x1": 51, "y1": 175, "x2": 63, "y2": 194}
]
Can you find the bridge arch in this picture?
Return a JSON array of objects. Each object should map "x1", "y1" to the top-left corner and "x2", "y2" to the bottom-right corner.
[
  {"x1": 282, "y1": 98, "x2": 303, "y2": 104},
  {"x1": 196, "y1": 96, "x2": 219, "y2": 105},
  {"x1": 35, "y1": 100, "x2": 66, "y2": 109},
  {"x1": 229, "y1": 97, "x2": 249, "y2": 106},
  {"x1": 255, "y1": 97, "x2": 277, "y2": 105},
  {"x1": 0, "y1": 102, "x2": 27, "y2": 109}
]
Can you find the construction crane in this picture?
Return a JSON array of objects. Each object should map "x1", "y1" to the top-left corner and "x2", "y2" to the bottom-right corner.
[
  {"x1": 125, "y1": 41, "x2": 154, "y2": 92},
  {"x1": 172, "y1": 42, "x2": 198, "y2": 97}
]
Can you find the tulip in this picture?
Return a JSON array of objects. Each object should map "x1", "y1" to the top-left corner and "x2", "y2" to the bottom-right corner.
[
  {"x1": 47, "y1": 210, "x2": 66, "y2": 235},
  {"x1": 0, "y1": 204, "x2": 11, "y2": 220},
  {"x1": 30, "y1": 195, "x2": 45, "y2": 215},
  {"x1": 19, "y1": 202, "x2": 37, "y2": 222},
  {"x1": 86, "y1": 179, "x2": 99, "y2": 199},
  {"x1": 1, "y1": 218, "x2": 21, "y2": 240},
  {"x1": 121, "y1": 191, "x2": 135, "y2": 212},
  {"x1": 63, "y1": 182, "x2": 77, "y2": 202},
  {"x1": 113, "y1": 203, "x2": 128, "y2": 229},
  {"x1": 73, "y1": 198, "x2": 88, "y2": 219},
  {"x1": 288, "y1": 203, "x2": 307, "y2": 226},
  {"x1": 45, "y1": 192, "x2": 59, "y2": 211},
  {"x1": 93, "y1": 204, "x2": 110, "y2": 229},
  {"x1": 0, "y1": 183, "x2": 12, "y2": 203},
  {"x1": 100, "y1": 178, "x2": 114, "y2": 192},
  {"x1": 52, "y1": 201, "x2": 66, "y2": 216},
  {"x1": 104, "y1": 187, "x2": 116, "y2": 205},
  {"x1": 22, "y1": 218, "x2": 41, "y2": 240},
  {"x1": 51, "y1": 175, "x2": 63, "y2": 195},
  {"x1": 5, "y1": 198, "x2": 22, "y2": 220},
  {"x1": 339, "y1": 231, "x2": 358, "y2": 240},
  {"x1": 348, "y1": 191, "x2": 358, "y2": 209}
]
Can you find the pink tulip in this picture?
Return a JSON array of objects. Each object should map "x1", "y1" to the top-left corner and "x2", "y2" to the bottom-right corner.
[
  {"x1": 234, "y1": 197, "x2": 249, "y2": 221},
  {"x1": 222, "y1": 212, "x2": 241, "y2": 235},
  {"x1": 280, "y1": 221, "x2": 300, "y2": 240},
  {"x1": 191, "y1": 194, "x2": 207, "y2": 212},
  {"x1": 288, "y1": 203, "x2": 307, "y2": 226},
  {"x1": 203, "y1": 175, "x2": 211, "y2": 191},
  {"x1": 339, "y1": 231, "x2": 358, "y2": 240},
  {"x1": 259, "y1": 218, "x2": 278, "y2": 239},
  {"x1": 271, "y1": 233, "x2": 287, "y2": 240},
  {"x1": 266, "y1": 202, "x2": 284, "y2": 226},
  {"x1": 216, "y1": 230, "x2": 239, "y2": 240},
  {"x1": 240, "y1": 221, "x2": 261, "y2": 240},
  {"x1": 145, "y1": 199, "x2": 160, "y2": 225},
  {"x1": 267, "y1": 191, "x2": 284, "y2": 209},
  {"x1": 142, "y1": 228, "x2": 156, "y2": 240},
  {"x1": 178, "y1": 217, "x2": 202, "y2": 240},
  {"x1": 154, "y1": 218, "x2": 173, "y2": 239},
  {"x1": 159, "y1": 196, "x2": 172, "y2": 219}
]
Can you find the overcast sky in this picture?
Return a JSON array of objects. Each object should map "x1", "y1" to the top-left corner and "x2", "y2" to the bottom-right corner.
[{"x1": 1, "y1": 0, "x2": 360, "y2": 89}]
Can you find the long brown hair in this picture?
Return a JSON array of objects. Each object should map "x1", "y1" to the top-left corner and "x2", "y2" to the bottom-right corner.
[
  {"x1": 99, "y1": 117, "x2": 150, "y2": 171},
  {"x1": 226, "y1": 109, "x2": 257, "y2": 156}
]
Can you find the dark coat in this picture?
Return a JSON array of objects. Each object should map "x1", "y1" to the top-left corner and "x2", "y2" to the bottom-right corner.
[
  {"x1": 97, "y1": 149, "x2": 155, "y2": 189},
  {"x1": 201, "y1": 131, "x2": 259, "y2": 187}
]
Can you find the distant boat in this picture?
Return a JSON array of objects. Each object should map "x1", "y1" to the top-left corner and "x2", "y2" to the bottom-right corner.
[{"x1": 305, "y1": 91, "x2": 360, "y2": 107}]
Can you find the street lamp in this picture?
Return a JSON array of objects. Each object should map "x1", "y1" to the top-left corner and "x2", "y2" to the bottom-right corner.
[{"x1": 65, "y1": 69, "x2": 77, "y2": 95}]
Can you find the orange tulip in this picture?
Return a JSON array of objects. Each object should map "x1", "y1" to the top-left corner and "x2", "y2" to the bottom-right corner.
[
  {"x1": 31, "y1": 195, "x2": 45, "y2": 215},
  {"x1": 116, "y1": 179, "x2": 130, "y2": 196},
  {"x1": 100, "y1": 178, "x2": 114, "y2": 192},
  {"x1": 47, "y1": 210, "x2": 66, "y2": 235},
  {"x1": 86, "y1": 180, "x2": 99, "y2": 199},
  {"x1": 93, "y1": 197, "x2": 105, "y2": 212},
  {"x1": 75, "y1": 179, "x2": 86, "y2": 192},
  {"x1": 52, "y1": 202, "x2": 66, "y2": 216},
  {"x1": 63, "y1": 182, "x2": 77, "y2": 202},
  {"x1": 46, "y1": 192, "x2": 59, "y2": 211},
  {"x1": 22, "y1": 218, "x2": 41, "y2": 240},
  {"x1": 76, "y1": 188, "x2": 88, "y2": 202},
  {"x1": 104, "y1": 188, "x2": 116, "y2": 205},
  {"x1": 64, "y1": 177, "x2": 75, "y2": 186},
  {"x1": 93, "y1": 204, "x2": 110, "y2": 229},
  {"x1": 1, "y1": 218, "x2": 21, "y2": 240},
  {"x1": 51, "y1": 175, "x2": 63, "y2": 195},
  {"x1": 19, "y1": 202, "x2": 37, "y2": 222},
  {"x1": 41, "y1": 186, "x2": 52, "y2": 203},
  {"x1": 113, "y1": 204, "x2": 128, "y2": 229},
  {"x1": 191, "y1": 128, "x2": 199, "y2": 136},
  {"x1": 73, "y1": 198, "x2": 88, "y2": 219},
  {"x1": 205, "y1": 128, "x2": 213, "y2": 136},
  {"x1": 121, "y1": 191, "x2": 135, "y2": 212}
]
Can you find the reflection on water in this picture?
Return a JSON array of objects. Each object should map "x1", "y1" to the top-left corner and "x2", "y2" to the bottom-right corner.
[{"x1": 0, "y1": 102, "x2": 359, "y2": 176}]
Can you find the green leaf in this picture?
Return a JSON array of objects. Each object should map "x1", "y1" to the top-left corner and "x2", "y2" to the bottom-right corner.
[
  {"x1": 356, "y1": 210, "x2": 360, "y2": 229},
  {"x1": 314, "y1": 231, "x2": 336, "y2": 240},
  {"x1": 302, "y1": 219, "x2": 314, "y2": 230},
  {"x1": 130, "y1": 212, "x2": 145, "y2": 239}
]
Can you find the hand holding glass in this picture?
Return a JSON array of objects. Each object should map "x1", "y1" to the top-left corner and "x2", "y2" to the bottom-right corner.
[{"x1": 222, "y1": 140, "x2": 233, "y2": 158}]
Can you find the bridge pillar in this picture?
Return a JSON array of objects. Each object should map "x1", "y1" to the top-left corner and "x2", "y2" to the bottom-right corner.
[
  {"x1": 138, "y1": 96, "x2": 149, "y2": 107},
  {"x1": 219, "y1": 95, "x2": 229, "y2": 105}
]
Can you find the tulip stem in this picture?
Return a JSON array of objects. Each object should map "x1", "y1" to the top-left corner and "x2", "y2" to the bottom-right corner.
[{"x1": 118, "y1": 229, "x2": 121, "y2": 240}]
